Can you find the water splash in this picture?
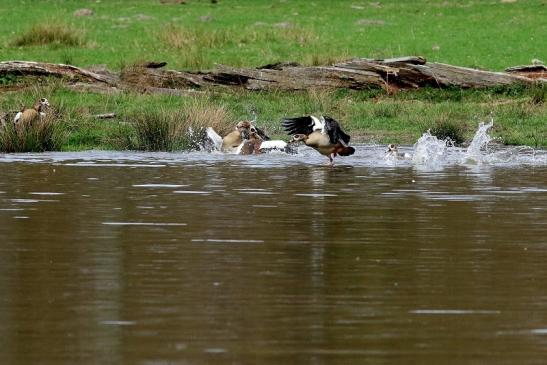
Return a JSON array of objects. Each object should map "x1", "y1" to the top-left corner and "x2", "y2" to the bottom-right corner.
[
  {"x1": 411, "y1": 130, "x2": 449, "y2": 168},
  {"x1": 0, "y1": 119, "x2": 545, "y2": 167},
  {"x1": 463, "y1": 116, "x2": 494, "y2": 164}
]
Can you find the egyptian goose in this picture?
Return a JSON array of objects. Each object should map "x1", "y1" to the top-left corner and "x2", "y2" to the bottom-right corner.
[
  {"x1": 206, "y1": 121, "x2": 291, "y2": 154},
  {"x1": 237, "y1": 125, "x2": 263, "y2": 155},
  {"x1": 14, "y1": 98, "x2": 50, "y2": 125},
  {"x1": 282, "y1": 115, "x2": 355, "y2": 164},
  {"x1": 385, "y1": 144, "x2": 412, "y2": 160},
  {"x1": 220, "y1": 121, "x2": 254, "y2": 152}
]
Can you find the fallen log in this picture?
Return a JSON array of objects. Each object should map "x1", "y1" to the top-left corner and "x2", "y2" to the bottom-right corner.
[
  {"x1": 505, "y1": 64, "x2": 547, "y2": 80},
  {"x1": 123, "y1": 57, "x2": 540, "y2": 91},
  {"x1": 0, "y1": 61, "x2": 118, "y2": 85},
  {"x1": 0, "y1": 57, "x2": 543, "y2": 94},
  {"x1": 207, "y1": 64, "x2": 386, "y2": 90}
]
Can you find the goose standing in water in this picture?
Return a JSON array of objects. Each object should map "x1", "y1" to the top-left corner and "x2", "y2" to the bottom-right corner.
[
  {"x1": 14, "y1": 98, "x2": 50, "y2": 126},
  {"x1": 282, "y1": 115, "x2": 355, "y2": 165}
]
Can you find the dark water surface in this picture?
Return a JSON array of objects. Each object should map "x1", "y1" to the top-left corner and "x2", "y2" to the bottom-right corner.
[{"x1": 0, "y1": 149, "x2": 546, "y2": 365}]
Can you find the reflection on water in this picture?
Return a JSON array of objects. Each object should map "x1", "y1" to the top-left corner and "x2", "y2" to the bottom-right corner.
[{"x1": 0, "y1": 145, "x2": 546, "y2": 365}]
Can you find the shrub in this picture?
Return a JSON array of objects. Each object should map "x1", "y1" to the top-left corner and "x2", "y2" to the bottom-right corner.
[
  {"x1": 429, "y1": 120, "x2": 466, "y2": 145},
  {"x1": 0, "y1": 114, "x2": 63, "y2": 152},
  {"x1": 124, "y1": 100, "x2": 232, "y2": 151},
  {"x1": 529, "y1": 83, "x2": 545, "y2": 105}
]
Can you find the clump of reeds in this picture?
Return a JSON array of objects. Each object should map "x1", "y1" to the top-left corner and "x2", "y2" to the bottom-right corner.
[
  {"x1": 12, "y1": 22, "x2": 85, "y2": 47},
  {"x1": 123, "y1": 100, "x2": 232, "y2": 151},
  {"x1": 131, "y1": 109, "x2": 178, "y2": 151},
  {"x1": 429, "y1": 120, "x2": 466, "y2": 145},
  {"x1": 529, "y1": 83, "x2": 545, "y2": 105},
  {"x1": 0, "y1": 114, "x2": 63, "y2": 152}
]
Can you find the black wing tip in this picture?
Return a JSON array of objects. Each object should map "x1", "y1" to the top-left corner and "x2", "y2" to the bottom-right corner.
[{"x1": 281, "y1": 116, "x2": 314, "y2": 135}]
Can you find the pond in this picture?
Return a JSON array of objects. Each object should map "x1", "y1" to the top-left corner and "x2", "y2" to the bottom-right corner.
[{"x1": 1, "y1": 131, "x2": 546, "y2": 364}]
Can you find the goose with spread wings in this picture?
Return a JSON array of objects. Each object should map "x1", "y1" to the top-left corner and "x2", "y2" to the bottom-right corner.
[{"x1": 282, "y1": 115, "x2": 355, "y2": 164}]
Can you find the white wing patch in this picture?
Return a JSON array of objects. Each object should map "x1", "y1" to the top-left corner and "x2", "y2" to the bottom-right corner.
[
  {"x1": 259, "y1": 140, "x2": 287, "y2": 150},
  {"x1": 205, "y1": 127, "x2": 224, "y2": 151},
  {"x1": 310, "y1": 115, "x2": 325, "y2": 133},
  {"x1": 235, "y1": 141, "x2": 245, "y2": 154},
  {"x1": 13, "y1": 112, "x2": 22, "y2": 123}
]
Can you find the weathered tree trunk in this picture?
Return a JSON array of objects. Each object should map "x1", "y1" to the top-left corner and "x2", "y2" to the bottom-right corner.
[
  {"x1": 0, "y1": 61, "x2": 117, "y2": 85},
  {"x1": 505, "y1": 64, "x2": 547, "y2": 80},
  {"x1": 1, "y1": 58, "x2": 543, "y2": 95}
]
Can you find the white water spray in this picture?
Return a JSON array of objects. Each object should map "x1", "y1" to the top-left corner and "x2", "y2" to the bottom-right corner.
[
  {"x1": 463, "y1": 116, "x2": 494, "y2": 164},
  {"x1": 411, "y1": 130, "x2": 449, "y2": 168}
]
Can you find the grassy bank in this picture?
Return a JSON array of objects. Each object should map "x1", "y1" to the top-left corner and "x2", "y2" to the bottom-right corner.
[
  {"x1": 0, "y1": 0, "x2": 545, "y2": 152},
  {"x1": 1, "y1": 83, "x2": 544, "y2": 151}
]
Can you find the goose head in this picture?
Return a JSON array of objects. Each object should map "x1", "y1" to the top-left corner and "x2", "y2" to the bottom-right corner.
[
  {"x1": 248, "y1": 125, "x2": 263, "y2": 140},
  {"x1": 35, "y1": 98, "x2": 50, "y2": 112},
  {"x1": 290, "y1": 134, "x2": 308, "y2": 143},
  {"x1": 386, "y1": 143, "x2": 398, "y2": 154},
  {"x1": 235, "y1": 120, "x2": 252, "y2": 139}
]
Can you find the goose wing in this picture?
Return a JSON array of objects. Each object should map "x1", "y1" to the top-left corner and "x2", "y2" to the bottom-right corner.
[
  {"x1": 13, "y1": 111, "x2": 22, "y2": 123},
  {"x1": 282, "y1": 116, "x2": 321, "y2": 136},
  {"x1": 323, "y1": 116, "x2": 351, "y2": 145},
  {"x1": 205, "y1": 127, "x2": 223, "y2": 151},
  {"x1": 254, "y1": 126, "x2": 271, "y2": 141}
]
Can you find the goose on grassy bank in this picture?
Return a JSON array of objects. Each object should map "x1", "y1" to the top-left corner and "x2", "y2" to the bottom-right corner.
[{"x1": 14, "y1": 98, "x2": 49, "y2": 126}]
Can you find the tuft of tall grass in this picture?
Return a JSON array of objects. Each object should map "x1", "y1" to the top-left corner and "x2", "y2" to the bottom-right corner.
[
  {"x1": 122, "y1": 100, "x2": 232, "y2": 151},
  {"x1": 529, "y1": 83, "x2": 545, "y2": 105},
  {"x1": 158, "y1": 24, "x2": 318, "y2": 69},
  {"x1": 160, "y1": 24, "x2": 317, "y2": 49},
  {"x1": 429, "y1": 120, "x2": 466, "y2": 145},
  {"x1": 303, "y1": 50, "x2": 351, "y2": 67},
  {"x1": 0, "y1": 114, "x2": 63, "y2": 152},
  {"x1": 159, "y1": 25, "x2": 229, "y2": 50},
  {"x1": 12, "y1": 22, "x2": 85, "y2": 47}
]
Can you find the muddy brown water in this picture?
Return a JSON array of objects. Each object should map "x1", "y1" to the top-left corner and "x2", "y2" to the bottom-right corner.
[{"x1": 0, "y1": 149, "x2": 546, "y2": 365}]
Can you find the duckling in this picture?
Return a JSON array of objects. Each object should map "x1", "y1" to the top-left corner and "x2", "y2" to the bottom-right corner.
[
  {"x1": 282, "y1": 115, "x2": 355, "y2": 165},
  {"x1": 14, "y1": 98, "x2": 50, "y2": 126},
  {"x1": 385, "y1": 144, "x2": 412, "y2": 160}
]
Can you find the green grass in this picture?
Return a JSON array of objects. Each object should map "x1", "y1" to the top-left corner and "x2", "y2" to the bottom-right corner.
[
  {"x1": 1, "y1": 84, "x2": 545, "y2": 151},
  {"x1": 0, "y1": 0, "x2": 545, "y2": 70}
]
